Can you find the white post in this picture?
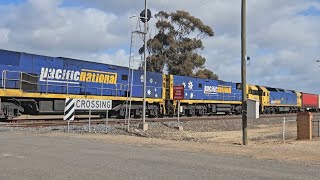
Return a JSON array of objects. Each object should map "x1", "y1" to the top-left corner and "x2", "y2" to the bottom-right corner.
[
  {"x1": 127, "y1": 109, "x2": 130, "y2": 132},
  {"x1": 282, "y1": 117, "x2": 286, "y2": 143},
  {"x1": 318, "y1": 117, "x2": 320, "y2": 138},
  {"x1": 106, "y1": 110, "x2": 109, "y2": 134},
  {"x1": 68, "y1": 120, "x2": 70, "y2": 133},
  {"x1": 89, "y1": 110, "x2": 91, "y2": 133},
  {"x1": 177, "y1": 101, "x2": 180, "y2": 125}
]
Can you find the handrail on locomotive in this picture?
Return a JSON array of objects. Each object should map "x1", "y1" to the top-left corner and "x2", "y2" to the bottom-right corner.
[
  {"x1": 1, "y1": 70, "x2": 241, "y2": 102},
  {"x1": 1, "y1": 70, "x2": 138, "y2": 97}
]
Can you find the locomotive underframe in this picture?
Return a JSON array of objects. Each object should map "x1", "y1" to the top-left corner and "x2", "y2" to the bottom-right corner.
[
  {"x1": 261, "y1": 106, "x2": 300, "y2": 114},
  {"x1": 0, "y1": 97, "x2": 164, "y2": 120},
  {"x1": 168, "y1": 100, "x2": 242, "y2": 117},
  {"x1": 0, "y1": 98, "x2": 23, "y2": 120}
]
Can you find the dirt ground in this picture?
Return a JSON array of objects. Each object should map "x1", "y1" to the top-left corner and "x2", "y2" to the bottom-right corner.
[{"x1": 32, "y1": 118, "x2": 320, "y2": 166}]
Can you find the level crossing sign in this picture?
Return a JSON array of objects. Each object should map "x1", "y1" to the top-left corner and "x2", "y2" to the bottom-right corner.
[
  {"x1": 63, "y1": 98, "x2": 112, "y2": 121},
  {"x1": 73, "y1": 99, "x2": 112, "y2": 110},
  {"x1": 173, "y1": 85, "x2": 184, "y2": 100},
  {"x1": 64, "y1": 98, "x2": 75, "y2": 121}
]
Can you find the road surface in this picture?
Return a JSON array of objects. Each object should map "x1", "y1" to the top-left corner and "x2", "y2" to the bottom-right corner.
[{"x1": 0, "y1": 132, "x2": 319, "y2": 180}]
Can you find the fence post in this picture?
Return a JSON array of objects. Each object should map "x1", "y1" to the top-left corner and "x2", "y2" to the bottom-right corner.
[
  {"x1": 282, "y1": 117, "x2": 286, "y2": 143},
  {"x1": 106, "y1": 110, "x2": 109, "y2": 134},
  {"x1": 297, "y1": 112, "x2": 313, "y2": 140},
  {"x1": 318, "y1": 118, "x2": 320, "y2": 138}
]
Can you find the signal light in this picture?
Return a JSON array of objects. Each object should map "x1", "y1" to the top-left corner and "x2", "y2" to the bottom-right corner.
[{"x1": 140, "y1": 9, "x2": 151, "y2": 23}]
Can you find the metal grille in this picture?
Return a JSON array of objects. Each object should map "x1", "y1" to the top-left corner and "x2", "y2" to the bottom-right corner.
[{"x1": 21, "y1": 72, "x2": 38, "y2": 92}]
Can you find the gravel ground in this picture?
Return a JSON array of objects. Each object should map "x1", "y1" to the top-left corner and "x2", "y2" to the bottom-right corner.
[
  {"x1": 0, "y1": 124, "x2": 128, "y2": 135},
  {"x1": 3, "y1": 115, "x2": 320, "y2": 165},
  {"x1": 0, "y1": 115, "x2": 308, "y2": 144},
  {"x1": 139, "y1": 116, "x2": 298, "y2": 143}
]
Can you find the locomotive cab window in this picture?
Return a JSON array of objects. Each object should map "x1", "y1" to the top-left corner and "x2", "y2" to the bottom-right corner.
[
  {"x1": 198, "y1": 83, "x2": 202, "y2": 88},
  {"x1": 250, "y1": 90, "x2": 259, "y2": 95}
]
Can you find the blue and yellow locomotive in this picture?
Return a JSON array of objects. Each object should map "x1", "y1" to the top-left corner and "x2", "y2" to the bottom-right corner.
[
  {"x1": 0, "y1": 49, "x2": 165, "y2": 119},
  {"x1": 166, "y1": 74, "x2": 242, "y2": 116},
  {"x1": 0, "y1": 49, "x2": 318, "y2": 120}
]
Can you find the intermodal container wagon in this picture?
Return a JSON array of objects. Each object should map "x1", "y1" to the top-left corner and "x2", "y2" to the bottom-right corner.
[{"x1": 301, "y1": 93, "x2": 319, "y2": 109}]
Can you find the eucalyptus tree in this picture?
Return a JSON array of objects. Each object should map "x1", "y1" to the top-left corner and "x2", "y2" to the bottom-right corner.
[{"x1": 139, "y1": 10, "x2": 218, "y2": 79}]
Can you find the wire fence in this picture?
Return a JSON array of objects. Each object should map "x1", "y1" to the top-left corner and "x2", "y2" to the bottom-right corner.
[
  {"x1": 312, "y1": 118, "x2": 320, "y2": 138},
  {"x1": 281, "y1": 116, "x2": 320, "y2": 143},
  {"x1": 282, "y1": 117, "x2": 297, "y2": 143}
]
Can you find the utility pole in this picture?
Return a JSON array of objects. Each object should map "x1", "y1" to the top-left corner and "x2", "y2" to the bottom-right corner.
[
  {"x1": 241, "y1": 0, "x2": 248, "y2": 145},
  {"x1": 141, "y1": 0, "x2": 148, "y2": 131}
]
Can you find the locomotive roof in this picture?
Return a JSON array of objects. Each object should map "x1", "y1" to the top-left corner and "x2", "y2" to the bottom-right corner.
[{"x1": 0, "y1": 48, "x2": 131, "y2": 70}]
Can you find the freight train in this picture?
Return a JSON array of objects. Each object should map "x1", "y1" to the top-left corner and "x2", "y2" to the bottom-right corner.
[{"x1": 0, "y1": 49, "x2": 319, "y2": 120}]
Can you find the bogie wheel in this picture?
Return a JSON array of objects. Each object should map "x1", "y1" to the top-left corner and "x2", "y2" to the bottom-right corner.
[{"x1": 271, "y1": 108, "x2": 275, "y2": 114}]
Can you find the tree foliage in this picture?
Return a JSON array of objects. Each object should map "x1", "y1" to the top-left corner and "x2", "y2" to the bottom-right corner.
[
  {"x1": 195, "y1": 68, "x2": 219, "y2": 80},
  {"x1": 139, "y1": 10, "x2": 218, "y2": 79}
]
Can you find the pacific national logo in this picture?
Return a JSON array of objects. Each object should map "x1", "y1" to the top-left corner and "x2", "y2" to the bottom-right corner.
[
  {"x1": 39, "y1": 67, "x2": 117, "y2": 85},
  {"x1": 204, "y1": 85, "x2": 218, "y2": 94}
]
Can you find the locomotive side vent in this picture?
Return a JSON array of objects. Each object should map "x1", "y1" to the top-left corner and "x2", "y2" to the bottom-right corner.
[{"x1": 21, "y1": 73, "x2": 38, "y2": 92}]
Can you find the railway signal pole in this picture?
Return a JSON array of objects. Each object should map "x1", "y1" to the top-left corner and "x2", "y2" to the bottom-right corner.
[
  {"x1": 141, "y1": 0, "x2": 148, "y2": 131},
  {"x1": 241, "y1": 0, "x2": 248, "y2": 145}
]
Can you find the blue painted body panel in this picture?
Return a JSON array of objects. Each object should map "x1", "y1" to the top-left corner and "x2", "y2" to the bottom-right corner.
[
  {"x1": 269, "y1": 90, "x2": 297, "y2": 105},
  {"x1": 0, "y1": 49, "x2": 163, "y2": 99},
  {"x1": 172, "y1": 75, "x2": 242, "y2": 102}
]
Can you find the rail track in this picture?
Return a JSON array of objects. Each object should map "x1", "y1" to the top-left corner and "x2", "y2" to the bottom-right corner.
[{"x1": 0, "y1": 114, "x2": 300, "y2": 128}]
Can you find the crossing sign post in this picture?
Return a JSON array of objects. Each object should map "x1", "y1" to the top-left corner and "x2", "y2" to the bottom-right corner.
[{"x1": 64, "y1": 98, "x2": 112, "y2": 133}]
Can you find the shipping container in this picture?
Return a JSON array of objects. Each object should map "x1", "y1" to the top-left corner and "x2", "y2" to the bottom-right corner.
[{"x1": 301, "y1": 93, "x2": 319, "y2": 108}]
